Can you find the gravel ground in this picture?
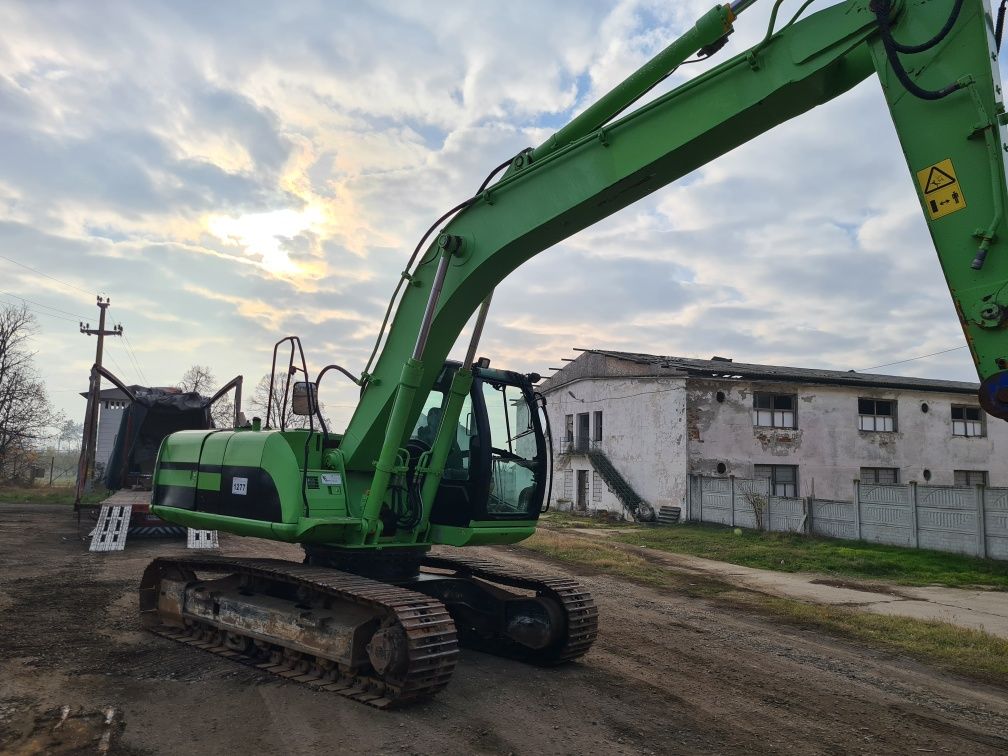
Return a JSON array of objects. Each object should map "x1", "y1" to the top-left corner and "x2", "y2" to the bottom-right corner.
[{"x1": 1, "y1": 503, "x2": 1006, "y2": 755}]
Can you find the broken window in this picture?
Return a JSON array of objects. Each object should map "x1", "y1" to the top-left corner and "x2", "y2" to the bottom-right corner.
[
  {"x1": 858, "y1": 398, "x2": 896, "y2": 432},
  {"x1": 564, "y1": 414, "x2": 573, "y2": 443},
  {"x1": 593, "y1": 410, "x2": 602, "y2": 441},
  {"x1": 951, "y1": 405, "x2": 984, "y2": 437},
  {"x1": 752, "y1": 393, "x2": 796, "y2": 429},
  {"x1": 954, "y1": 469, "x2": 988, "y2": 487},
  {"x1": 860, "y1": 467, "x2": 899, "y2": 485},
  {"x1": 754, "y1": 464, "x2": 798, "y2": 497}
]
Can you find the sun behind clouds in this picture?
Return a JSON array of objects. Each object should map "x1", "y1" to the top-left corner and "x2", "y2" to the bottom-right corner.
[{"x1": 206, "y1": 205, "x2": 325, "y2": 275}]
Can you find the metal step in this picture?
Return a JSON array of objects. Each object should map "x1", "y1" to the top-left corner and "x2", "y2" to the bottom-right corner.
[
  {"x1": 187, "y1": 529, "x2": 219, "y2": 549},
  {"x1": 89, "y1": 505, "x2": 132, "y2": 552}
]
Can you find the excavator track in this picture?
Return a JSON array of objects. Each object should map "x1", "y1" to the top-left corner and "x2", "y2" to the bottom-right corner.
[
  {"x1": 140, "y1": 557, "x2": 458, "y2": 708},
  {"x1": 420, "y1": 551, "x2": 598, "y2": 664}
]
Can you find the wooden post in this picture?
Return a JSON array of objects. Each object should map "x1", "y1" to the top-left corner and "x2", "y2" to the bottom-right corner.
[
  {"x1": 853, "y1": 479, "x2": 862, "y2": 541},
  {"x1": 977, "y1": 484, "x2": 987, "y2": 559},
  {"x1": 729, "y1": 475, "x2": 736, "y2": 527},
  {"x1": 909, "y1": 481, "x2": 919, "y2": 549},
  {"x1": 48, "y1": 456, "x2": 55, "y2": 487}
]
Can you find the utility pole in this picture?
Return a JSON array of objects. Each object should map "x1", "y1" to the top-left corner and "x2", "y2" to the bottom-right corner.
[{"x1": 77, "y1": 296, "x2": 123, "y2": 496}]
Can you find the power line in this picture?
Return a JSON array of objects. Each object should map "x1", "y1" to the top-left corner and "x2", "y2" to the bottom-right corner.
[
  {"x1": 0, "y1": 295, "x2": 80, "y2": 324},
  {"x1": 0, "y1": 290, "x2": 88, "y2": 321},
  {"x1": 0, "y1": 254, "x2": 94, "y2": 297},
  {"x1": 122, "y1": 333, "x2": 149, "y2": 385},
  {"x1": 104, "y1": 349, "x2": 130, "y2": 379},
  {"x1": 113, "y1": 338, "x2": 147, "y2": 386},
  {"x1": 121, "y1": 340, "x2": 145, "y2": 384},
  {"x1": 860, "y1": 345, "x2": 967, "y2": 371}
]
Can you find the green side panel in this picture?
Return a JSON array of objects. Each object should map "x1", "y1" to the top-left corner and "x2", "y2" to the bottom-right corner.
[
  {"x1": 152, "y1": 429, "x2": 318, "y2": 529},
  {"x1": 429, "y1": 522, "x2": 537, "y2": 547},
  {"x1": 155, "y1": 508, "x2": 302, "y2": 541},
  {"x1": 156, "y1": 429, "x2": 213, "y2": 466}
]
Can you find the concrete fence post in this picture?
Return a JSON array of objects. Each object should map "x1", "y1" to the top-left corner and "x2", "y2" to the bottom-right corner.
[
  {"x1": 977, "y1": 484, "x2": 987, "y2": 559},
  {"x1": 698, "y1": 474, "x2": 704, "y2": 523},
  {"x1": 729, "y1": 475, "x2": 736, "y2": 528},
  {"x1": 765, "y1": 477, "x2": 772, "y2": 532},
  {"x1": 909, "y1": 481, "x2": 919, "y2": 549},
  {"x1": 804, "y1": 496, "x2": 813, "y2": 536},
  {"x1": 853, "y1": 479, "x2": 861, "y2": 541},
  {"x1": 686, "y1": 474, "x2": 693, "y2": 522}
]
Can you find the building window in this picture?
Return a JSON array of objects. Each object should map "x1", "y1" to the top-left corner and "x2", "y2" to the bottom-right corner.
[
  {"x1": 576, "y1": 412, "x2": 590, "y2": 451},
  {"x1": 564, "y1": 414, "x2": 573, "y2": 443},
  {"x1": 858, "y1": 398, "x2": 896, "y2": 432},
  {"x1": 754, "y1": 464, "x2": 798, "y2": 497},
  {"x1": 592, "y1": 471, "x2": 603, "y2": 503},
  {"x1": 954, "y1": 470, "x2": 988, "y2": 487},
  {"x1": 951, "y1": 405, "x2": 984, "y2": 437},
  {"x1": 861, "y1": 467, "x2": 899, "y2": 485},
  {"x1": 752, "y1": 393, "x2": 796, "y2": 429},
  {"x1": 592, "y1": 411, "x2": 602, "y2": 441}
]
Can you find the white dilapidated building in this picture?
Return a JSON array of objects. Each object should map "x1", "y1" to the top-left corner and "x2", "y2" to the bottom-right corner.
[{"x1": 539, "y1": 349, "x2": 1007, "y2": 520}]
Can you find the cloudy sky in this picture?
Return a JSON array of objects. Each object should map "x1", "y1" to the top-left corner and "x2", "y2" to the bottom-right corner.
[{"x1": 1, "y1": 0, "x2": 997, "y2": 432}]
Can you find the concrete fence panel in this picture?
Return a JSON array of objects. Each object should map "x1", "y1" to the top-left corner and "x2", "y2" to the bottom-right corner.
[
  {"x1": 768, "y1": 496, "x2": 804, "y2": 533},
  {"x1": 985, "y1": 488, "x2": 1008, "y2": 560},
  {"x1": 810, "y1": 499, "x2": 857, "y2": 540},
  {"x1": 701, "y1": 476, "x2": 732, "y2": 526},
  {"x1": 686, "y1": 476, "x2": 1007, "y2": 561},
  {"x1": 916, "y1": 485, "x2": 980, "y2": 556},
  {"x1": 858, "y1": 484, "x2": 914, "y2": 548}
]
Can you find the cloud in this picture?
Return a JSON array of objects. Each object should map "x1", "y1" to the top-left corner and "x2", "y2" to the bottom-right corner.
[{"x1": 0, "y1": 0, "x2": 998, "y2": 435}]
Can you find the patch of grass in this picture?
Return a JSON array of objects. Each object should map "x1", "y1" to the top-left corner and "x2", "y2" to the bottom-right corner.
[
  {"x1": 733, "y1": 592, "x2": 1008, "y2": 684},
  {"x1": 521, "y1": 529, "x2": 732, "y2": 596},
  {"x1": 540, "y1": 511, "x2": 634, "y2": 530},
  {"x1": 616, "y1": 523, "x2": 1008, "y2": 589},
  {"x1": 520, "y1": 528, "x2": 1008, "y2": 685},
  {"x1": 0, "y1": 486, "x2": 106, "y2": 506}
]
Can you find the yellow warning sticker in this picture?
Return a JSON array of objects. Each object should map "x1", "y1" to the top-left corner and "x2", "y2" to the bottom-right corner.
[{"x1": 916, "y1": 158, "x2": 966, "y2": 220}]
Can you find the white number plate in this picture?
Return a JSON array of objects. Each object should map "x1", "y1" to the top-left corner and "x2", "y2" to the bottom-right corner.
[
  {"x1": 232, "y1": 477, "x2": 248, "y2": 495},
  {"x1": 320, "y1": 473, "x2": 342, "y2": 486}
]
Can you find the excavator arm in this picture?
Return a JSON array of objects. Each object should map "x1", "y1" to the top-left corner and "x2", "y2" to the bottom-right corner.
[
  {"x1": 141, "y1": 1, "x2": 1008, "y2": 705},
  {"x1": 339, "y1": 0, "x2": 1008, "y2": 512}
]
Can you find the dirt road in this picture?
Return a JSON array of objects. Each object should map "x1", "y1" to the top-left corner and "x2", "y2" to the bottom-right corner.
[{"x1": 1, "y1": 504, "x2": 1007, "y2": 755}]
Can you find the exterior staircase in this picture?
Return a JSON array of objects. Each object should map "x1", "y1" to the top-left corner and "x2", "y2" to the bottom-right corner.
[{"x1": 586, "y1": 449, "x2": 650, "y2": 520}]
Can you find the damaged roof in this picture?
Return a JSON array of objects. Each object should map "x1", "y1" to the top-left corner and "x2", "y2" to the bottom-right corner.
[{"x1": 539, "y1": 349, "x2": 980, "y2": 396}]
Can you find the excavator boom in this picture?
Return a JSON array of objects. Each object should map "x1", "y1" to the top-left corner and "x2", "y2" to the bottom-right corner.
[{"x1": 143, "y1": 0, "x2": 1008, "y2": 706}]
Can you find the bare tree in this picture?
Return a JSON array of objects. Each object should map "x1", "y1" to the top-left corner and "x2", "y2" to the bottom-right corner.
[
  {"x1": 178, "y1": 364, "x2": 216, "y2": 394},
  {"x1": 58, "y1": 418, "x2": 83, "y2": 452},
  {"x1": 0, "y1": 305, "x2": 58, "y2": 483},
  {"x1": 249, "y1": 372, "x2": 326, "y2": 430},
  {"x1": 179, "y1": 364, "x2": 236, "y2": 428},
  {"x1": 737, "y1": 477, "x2": 768, "y2": 531}
]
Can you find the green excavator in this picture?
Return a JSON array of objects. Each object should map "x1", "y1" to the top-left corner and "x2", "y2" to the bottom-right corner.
[{"x1": 140, "y1": 0, "x2": 1008, "y2": 707}]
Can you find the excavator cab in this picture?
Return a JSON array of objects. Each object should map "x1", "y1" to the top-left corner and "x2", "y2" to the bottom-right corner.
[{"x1": 409, "y1": 362, "x2": 549, "y2": 528}]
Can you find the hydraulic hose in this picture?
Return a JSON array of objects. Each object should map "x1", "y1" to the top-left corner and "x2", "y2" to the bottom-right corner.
[
  {"x1": 362, "y1": 157, "x2": 513, "y2": 381},
  {"x1": 879, "y1": 0, "x2": 964, "y2": 54},
  {"x1": 872, "y1": 0, "x2": 965, "y2": 100}
]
